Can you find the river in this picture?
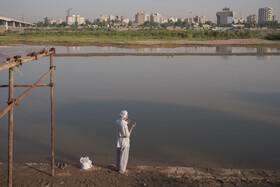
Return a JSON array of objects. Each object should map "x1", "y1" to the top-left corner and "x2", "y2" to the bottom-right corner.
[{"x1": 0, "y1": 45, "x2": 280, "y2": 169}]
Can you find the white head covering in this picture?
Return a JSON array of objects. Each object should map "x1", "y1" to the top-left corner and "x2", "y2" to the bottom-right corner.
[{"x1": 120, "y1": 110, "x2": 128, "y2": 119}]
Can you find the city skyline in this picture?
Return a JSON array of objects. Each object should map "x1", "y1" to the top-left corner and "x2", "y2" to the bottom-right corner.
[{"x1": 0, "y1": 0, "x2": 279, "y2": 23}]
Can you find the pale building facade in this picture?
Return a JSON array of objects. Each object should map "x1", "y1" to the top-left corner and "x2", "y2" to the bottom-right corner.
[
  {"x1": 194, "y1": 16, "x2": 206, "y2": 24},
  {"x1": 258, "y1": 7, "x2": 273, "y2": 23},
  {"x1": 99, "y1": 14, "x2": 108, "y2": 22},
  {"x1": 135, "y1": 12, "x2": 150, "y2": 24},
  {"x1": 247, "y1": 14, "x2": 257, "y2": 23},
  {"x1": 150, "y1": 13, "x2": 164, "y2": 24},
  {"x1": 66, "y1": 14, "x2": 85, "y2": 25}
]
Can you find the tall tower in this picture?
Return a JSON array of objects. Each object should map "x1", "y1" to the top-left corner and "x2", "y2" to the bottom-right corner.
[
  {"x1": 216, "y1": 7, "x2": 236, "y2": 26},
  {"x1": 66, "y1": 8, "x2": 73, "y2": 24},
  {"x1": 258, "y1": 7, "x2": 273, "y2": 24}
]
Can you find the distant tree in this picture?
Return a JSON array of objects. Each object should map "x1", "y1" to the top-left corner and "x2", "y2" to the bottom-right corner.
[
  {"x1": 51, "y1": 23, "x2": 57, "y2": 27},
  {"x1": 43, "y1": 17, "x2": 50, "y2": 27},
  {"x1": 175, "y1": 19, "x2": 182, "y2": 27},
  {"x1": 59, "y1": 22, "x2": 68, "y2": 27},
  {"x1": 182, "y1": 21, "x2": 190, "y2": 29},
  {"x1": 85, "y1": 19, "x2": 92, "y2": 25},
  {"x1": 161, "y1": 23, "x2": 168, "y2": 29},
  {"x1": 36, "y1": 21, "x2": 44, "y2": 27},
  {"x1": 205, "y1": 21, "x2": 217, "y2": 27},
  {"x1": 259, "y1": 21, "x2": 280, "y2": 29}
]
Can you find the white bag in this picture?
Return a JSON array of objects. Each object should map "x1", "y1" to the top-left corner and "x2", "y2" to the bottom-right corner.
[{"x1": 80, "y1": 157, "x2": 92, "y2": 170}]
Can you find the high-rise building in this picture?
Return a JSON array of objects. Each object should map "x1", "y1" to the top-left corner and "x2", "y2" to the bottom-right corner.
[
  {"x1": 66, "y1": 14, "x2": 85, "y2": 25},
  {"x1": 258, "y1": 7, "x2": 273, "y2": 23},
  {"x1": 109, "y1": 15, "x2": 116, "y2": 21},
  {"x1": 273, "y1": 15, "x2": 277, "y2": 22},
  {"x1": 99, "y1": 14, "x2": 108, "y2": 22},
  {"x1": 115, "y1": 16, "x2": 123, "y2": 22},
  {"x1": 247, "y1": 14, "x2": 257, "y2": 23},
  {"x1": 150, "y1": 13, "x2": 164, "y2": 24},
  {"x1": 194, "y1": 16, "x2": 206, "y2": 24},
  {"x1": 216, "y1": 7, "x2": 236, "y2": 26},
  {"x1": 135, "y1": 12, "x2": 150, "y2": 24}
]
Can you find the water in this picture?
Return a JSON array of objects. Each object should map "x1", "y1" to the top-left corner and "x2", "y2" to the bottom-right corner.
[{"x1": 0, "y1": 45, "x2": 280, "y2": 169}]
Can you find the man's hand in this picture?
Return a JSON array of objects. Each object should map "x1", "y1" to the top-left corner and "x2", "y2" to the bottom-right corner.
[
  {"x1": 126, "y1": 119, "x2": 131, "y2": 124},
  {"x1": 129, "y1": 122, "x2": 136, "y2": 134}
]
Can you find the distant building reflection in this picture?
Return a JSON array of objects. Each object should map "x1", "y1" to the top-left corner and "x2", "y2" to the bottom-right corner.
[
  {"x1": 216, "y1": 46, "x2": 233, "y2": 53},
  {"x1": 216, "y1": 46, "x2": 233, "y2": 59},
  {"x1": 66, "y1": 46, "x2": 81, "y2": 53},
  {"x1": 257, "y1": 48, "x2": 271, "y2": 60}
]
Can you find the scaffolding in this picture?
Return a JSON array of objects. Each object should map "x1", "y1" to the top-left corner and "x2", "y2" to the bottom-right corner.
[{"x1": 0, "y1": 48, "x2": 56, "y2": 187}]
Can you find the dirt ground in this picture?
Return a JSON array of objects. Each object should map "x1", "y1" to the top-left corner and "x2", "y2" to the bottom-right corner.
[{"x1": 0, "y1": 162, "x2": 280, "y2": 187}]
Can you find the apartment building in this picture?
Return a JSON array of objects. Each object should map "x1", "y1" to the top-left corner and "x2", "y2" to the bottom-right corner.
[
  {"x1": 216, "y1": 7, "x2": 236, "y2": 26},
  {"x1": 150, "y1": 13, "x2": 164, "y2": 24},
  {"x1": 135, "y1": 12, "x2": 150, "y2": 24},
  {"x1": 258, "y1": 7, "x2": 273, "y2": 23},
  {"x1": 99, "y1": 14, "x2": 108, "y2": 22},
  {"x1": 247, "y1": 14, "x2": 257, "y2": 23},
  {"x1": 66, "y1": 14, "x2": 85, "y2": 25}
]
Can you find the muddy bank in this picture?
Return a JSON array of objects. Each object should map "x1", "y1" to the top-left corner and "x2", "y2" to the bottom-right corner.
[
  {"x1": 0, "y1": 162, "x2": 279, "y2": 187},
  {"x1": 1, "y1": 39, "x2": 280, "y2": 48}
]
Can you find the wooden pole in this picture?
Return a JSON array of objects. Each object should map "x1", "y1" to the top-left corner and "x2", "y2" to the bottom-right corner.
[
  {"x1": 50, "y1": 54, "x2": 54, "y2": 176},
  {"x1": 8, "y1": 68, "x2": 14, "y2": 187},
  {"x1": 0, "y1": 84, "x2": 54, "y2": 88},
  {"x1": 0, "y1": 50, "x2": 55, "y2": 72}
]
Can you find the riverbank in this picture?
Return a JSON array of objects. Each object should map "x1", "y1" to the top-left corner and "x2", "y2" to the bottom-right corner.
[
  {"x1": 1, "y1": 38, "x2": 280, "y2": 48},
  {"x1": 0, "y1": 162, "x2": 279, "y2": 187}
]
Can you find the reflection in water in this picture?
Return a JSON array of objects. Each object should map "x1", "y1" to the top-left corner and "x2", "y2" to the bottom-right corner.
[
  {"x1": 0, "y1": 47, "x2": 280, "y2": 169},
  {"x1": 216, "y1": 46, "x2": 233, "y2": 59},
  {"x1": 66, "y1": 46, "x2": 81, "y2": 53},
  {"x1": 216, "y1": 46, "x2": 233, "y2": 53},
  {"x1": 257, "y1": 48, "x2": 272, "y2": 60}
]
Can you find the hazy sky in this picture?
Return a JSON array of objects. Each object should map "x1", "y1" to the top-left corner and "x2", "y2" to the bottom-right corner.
[{"x1": 0, "y1": 0, "x2": 279, "y2": 23}]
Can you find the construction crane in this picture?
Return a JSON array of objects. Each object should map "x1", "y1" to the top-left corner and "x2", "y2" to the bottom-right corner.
[{"x1": 66, "y1": 8, "x2": 73, "y2": 18}]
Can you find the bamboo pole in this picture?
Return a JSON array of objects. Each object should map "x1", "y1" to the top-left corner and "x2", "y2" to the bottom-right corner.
[
  {"x1": 8, "y1": 68, "x2": 14, "y2": 187},
  {"x1": 50, "y1": 54, "x2": 55, "y2": 176},
  {"x1": 0, "y1": 84, "x2": 54, "y2": 88},
  {"x1": 0, "y1": 67, "x2": 55, "y2": 119}
]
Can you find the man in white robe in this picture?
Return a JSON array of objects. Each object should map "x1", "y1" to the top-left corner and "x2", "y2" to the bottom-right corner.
[{"x1": 116, "y1": 110, "x2": 136, "y2": 173}]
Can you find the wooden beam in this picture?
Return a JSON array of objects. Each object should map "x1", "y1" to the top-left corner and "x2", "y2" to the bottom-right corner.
[
  {"x1": 0, "y1": 84, "x2": 54, "y2": 88},
  {"x1": 0, "y1": 49, "x2": 55, "y2": 72}
]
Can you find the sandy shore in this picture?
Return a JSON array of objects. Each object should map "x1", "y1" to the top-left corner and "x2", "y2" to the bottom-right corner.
[
  {"x1": 1, "y1": 39, "x2": 280, "y2": 48},
  {"x1": 1, "y1": 162, "x2": 280, "y2": 187}
]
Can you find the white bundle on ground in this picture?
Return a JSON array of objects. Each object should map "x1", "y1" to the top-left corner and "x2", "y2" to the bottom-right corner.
[{"x1": 80, "y1": 157, "x2": 92, "y2": 169}]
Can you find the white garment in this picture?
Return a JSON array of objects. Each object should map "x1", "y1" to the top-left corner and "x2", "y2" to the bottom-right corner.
[
  {"x1": 116, "y1": 147, "x2": 130, "y2": 173},
  {"x1": 116, "y1": 119, "x2": 130, "y2": 148}
]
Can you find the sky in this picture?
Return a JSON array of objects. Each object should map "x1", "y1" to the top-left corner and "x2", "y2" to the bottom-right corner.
[{"x1": 0, "y1": 0, "x2": 279, "y2": 23}]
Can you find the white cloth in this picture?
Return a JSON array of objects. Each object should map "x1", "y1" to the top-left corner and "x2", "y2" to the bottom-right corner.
[
  {"x1": 116, "y1": 147, "x2": 130, "y2": 173},
  {"x1": 120, "y1": 110, "x2": 128, "y2": 119},
  {"x1": 80, "y1": 157, "x2": 92, "y2": 170},
  {"x1": 116, "y1": 119, "x2": 130, "y2": 148}
]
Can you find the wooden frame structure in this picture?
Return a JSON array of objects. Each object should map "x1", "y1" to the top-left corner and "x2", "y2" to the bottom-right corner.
[{"x1": 0, "y1": 48, "x2": 56, "y2": 187}]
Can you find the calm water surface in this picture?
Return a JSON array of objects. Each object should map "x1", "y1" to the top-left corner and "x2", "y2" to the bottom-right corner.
[{"x1": 0, "y1": 45, "x2": 280, "y2": 169}]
